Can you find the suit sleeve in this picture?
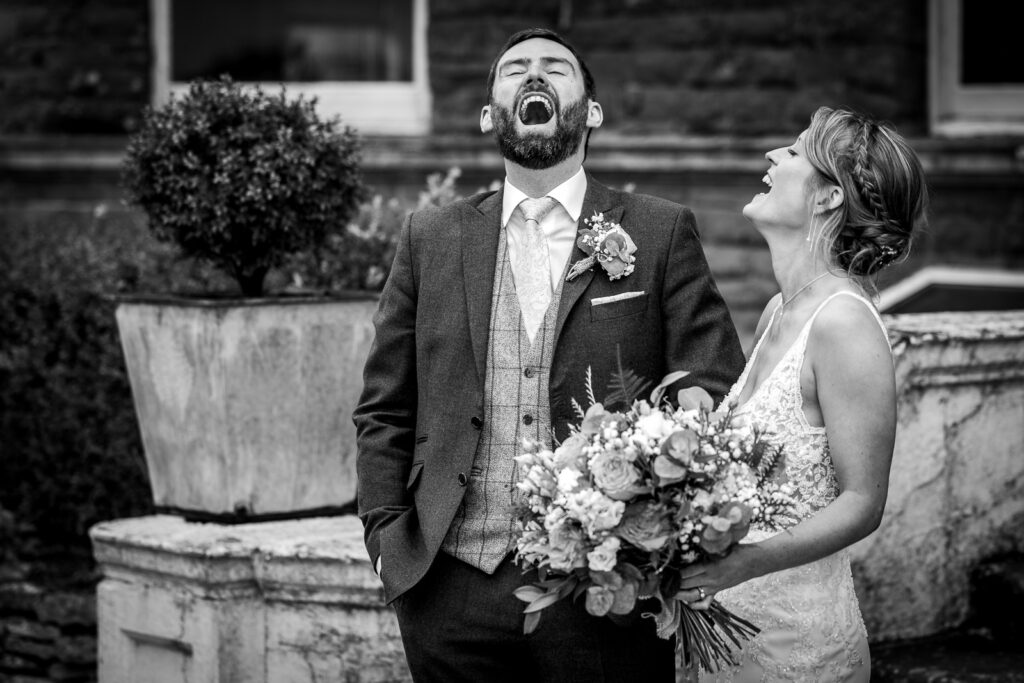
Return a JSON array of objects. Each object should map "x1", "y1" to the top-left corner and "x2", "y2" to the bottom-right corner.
[
  {"x1": 662, "y1": 207, "x2": 745, "y2": 403},
  {"x1": 353, "y1": 212, "x2": 418, "y2": 568}
]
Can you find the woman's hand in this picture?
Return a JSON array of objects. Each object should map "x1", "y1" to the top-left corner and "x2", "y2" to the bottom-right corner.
[{"x1": 676, "y1": 545, "x2": 759, "y2": 610}]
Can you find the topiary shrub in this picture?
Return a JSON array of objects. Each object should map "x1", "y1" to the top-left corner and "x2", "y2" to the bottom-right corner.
[{"x1": 122, "y1": 75, "x2": 366, "y2": 296}]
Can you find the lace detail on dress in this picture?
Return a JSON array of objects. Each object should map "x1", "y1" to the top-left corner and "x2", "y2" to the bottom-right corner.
[{"x1": 700, "y1": 292, "x2": 885, "y2": 683}]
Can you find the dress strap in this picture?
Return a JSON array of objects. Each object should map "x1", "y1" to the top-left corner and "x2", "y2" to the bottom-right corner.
[{"x1": 798, "y1": 291, "x2": 890, "y2": 353}]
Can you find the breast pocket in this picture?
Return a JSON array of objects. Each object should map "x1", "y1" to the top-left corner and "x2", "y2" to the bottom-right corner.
[{"x1": 590, "y1": 292, "x2": 649, "y2": 322}]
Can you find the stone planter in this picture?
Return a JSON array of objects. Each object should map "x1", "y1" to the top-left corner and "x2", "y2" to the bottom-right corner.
[{"x1": 115, "y1": 294, "x2": 378, "y2": 521}]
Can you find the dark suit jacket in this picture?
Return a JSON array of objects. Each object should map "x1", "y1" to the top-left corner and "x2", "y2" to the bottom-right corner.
[{"x1": 354, "y1": 174, "x2": 745, "y2": 603}]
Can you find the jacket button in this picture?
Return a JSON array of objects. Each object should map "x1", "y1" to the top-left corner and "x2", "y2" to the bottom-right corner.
[
  {"x1": 457, "y1": 472, "x2": 468, "y2": 486},
  {"x1": 524, "y1": 367, "x2": 534, "y2": 378},
  {"x1": 470, "y1": 416, "x2": 483, "y2": 429},
  {"x1": 522, "y1": 414, "x2": 533, "y2": 425}
]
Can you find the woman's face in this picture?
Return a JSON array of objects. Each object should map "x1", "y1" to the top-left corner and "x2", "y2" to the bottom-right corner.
[{"x1": 743, "y1": 132, "x2": 821, "y2": 230}]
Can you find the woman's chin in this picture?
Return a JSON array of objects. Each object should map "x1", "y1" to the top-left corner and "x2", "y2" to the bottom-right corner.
[{"x1": 742, "y1": 193, "x2": 767, "y2": 220}]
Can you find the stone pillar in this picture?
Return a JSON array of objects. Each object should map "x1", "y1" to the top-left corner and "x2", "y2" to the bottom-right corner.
[
  {"x1": 90, "y1": 516, "x2": 409, "y2": 683},
  {"x1": 852, "y1": 311, "x2": 1024, "y2": 641}
]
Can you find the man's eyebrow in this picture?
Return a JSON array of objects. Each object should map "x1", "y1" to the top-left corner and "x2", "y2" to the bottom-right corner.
[{"x1": 499, "y1": 57, "x2": 576, "y2": 71}]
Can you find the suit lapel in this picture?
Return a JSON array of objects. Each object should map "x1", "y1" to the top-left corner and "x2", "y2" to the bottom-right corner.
[
  {"x1": 463, "y1": 190, "x2": 503, "y2": 386},
  {"x1": 555, "y1": 175, "x2": 624, "y2": 342}
]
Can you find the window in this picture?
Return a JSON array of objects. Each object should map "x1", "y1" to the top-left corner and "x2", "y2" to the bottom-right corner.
[
  {"x1": 930, "y1": 0, "x2": 1024, "y2": 136},
  {"x1": 151, "y1": 0, "x2": 430, "y2": 135}
]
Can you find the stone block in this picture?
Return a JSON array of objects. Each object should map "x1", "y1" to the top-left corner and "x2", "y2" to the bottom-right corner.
[
  {"x1": 35, "y1": 592, "x2": 96, "y2": 627},
  {"x1": 46, "y1": 661, "x2": 95, "y2": 682},
  {"x1": 55, "y1": 635, "x2": 97, "y2": 665},
  {"x1": 0, "y1": 562, "x2": 30, "y2": 583},
  {"x1": 4, "y1": 635, "x2": 57, "y2": 661},
  {"x1": 0, "y1": 652, "x2": 40, "y2": 673},
  {"x1": 0, "y1": 583, "x2": 42, "y2": 614},
  {"x1": 1, "y1": 617, "x2": 59, "y2": 641}
]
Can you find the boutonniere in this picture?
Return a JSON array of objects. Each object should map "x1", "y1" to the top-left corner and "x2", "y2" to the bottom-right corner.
[{"x1": 566, "y1": 212, "x2": 637, "y2": 282}]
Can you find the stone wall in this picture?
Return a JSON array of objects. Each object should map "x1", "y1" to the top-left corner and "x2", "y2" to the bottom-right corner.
[
  {"x1": 429, "y1": 0, "x2": 929, "y2": 136},
  {"x1": 0, "y1": 0, "x2": 149, "y2": 134},
  {"x1": 0, "y1": 0, "x2": 928, "y2": 137},
  {"x1": 0, "y1": 559, "x2": 97, "y2": 682}
]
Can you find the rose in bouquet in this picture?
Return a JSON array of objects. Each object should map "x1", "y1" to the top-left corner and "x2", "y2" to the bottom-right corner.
[{"x1": 513, "y1": 368, "x2": 796, "y2": 672}]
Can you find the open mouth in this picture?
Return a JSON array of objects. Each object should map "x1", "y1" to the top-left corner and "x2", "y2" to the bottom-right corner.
[{"x1": 518, "y1": 93, "x2": 555, "y2": 125}]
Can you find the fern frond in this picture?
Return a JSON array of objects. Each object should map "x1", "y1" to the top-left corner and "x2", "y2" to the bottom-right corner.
[
  {"x1": 585, "y1": 366, "x2": 596, "y2": 407},
  {"x1": 604, "y1": 346, "x2": 651, "y2": 409},
  {"x1": 571, "y1": 397, "x2": 586, "y2": 420},
  {"x1": 755, "y1": 443, "x2": 785, "y2": 481}
]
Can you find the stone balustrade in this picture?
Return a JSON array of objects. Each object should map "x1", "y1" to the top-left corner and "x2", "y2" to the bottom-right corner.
[{"x1": 851, "y1": 310, "x2": 1024, "y2": 641}]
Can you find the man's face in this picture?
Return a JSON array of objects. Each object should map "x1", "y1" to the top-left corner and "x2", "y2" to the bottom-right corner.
[{"x1": 482, "y1": 38, "x2": 600, "y2": 169}]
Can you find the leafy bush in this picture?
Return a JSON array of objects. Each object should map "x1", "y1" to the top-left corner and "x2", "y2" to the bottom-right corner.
[
  {"x1": 0, "y1": 168, "x2": 486, "y2": 555},
  {"x1": 0, "y1": 209, "x2": 163, "y2": 551},
  {"x1": 288, "y1": 167, "x2": 476, "y2": 291},
  {"x1": 122, "y1": 76, "x2": 366, "y2": 296}
]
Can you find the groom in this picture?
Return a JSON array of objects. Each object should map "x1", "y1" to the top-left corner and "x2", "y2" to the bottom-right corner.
[{"x1": 355, "y1": 28, "x2": 744, "y2": 682}]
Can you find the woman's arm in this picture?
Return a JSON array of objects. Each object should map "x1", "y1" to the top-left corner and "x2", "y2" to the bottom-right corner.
[{"x1": 678, "y1": 296, "x2": 896, "y2": 604}]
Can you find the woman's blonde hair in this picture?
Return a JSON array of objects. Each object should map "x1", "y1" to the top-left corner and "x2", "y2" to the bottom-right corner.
[{"x1": 803, "y1": 107, "x2": 928, "y2": 285}]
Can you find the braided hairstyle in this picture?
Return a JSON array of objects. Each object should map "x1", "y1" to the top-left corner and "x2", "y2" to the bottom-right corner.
[{"x1": 802, "y1": 107, "x2": 928, "y2": 283}]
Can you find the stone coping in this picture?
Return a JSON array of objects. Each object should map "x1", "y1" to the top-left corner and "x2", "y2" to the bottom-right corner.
[
  {"x1": 885, "y1": 310, "x2": 1024, "y2": 390},
  {"x1": 90, "y1": 515, "x2": 384, "y2": 606},
  {"x1": 886, "y1": 310, "x2": 1024, "y2": 345}
]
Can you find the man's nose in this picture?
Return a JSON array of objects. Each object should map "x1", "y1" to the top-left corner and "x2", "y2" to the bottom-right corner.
[{"x1": 525, "y1": 65, "x2": 547, "y2": 87}]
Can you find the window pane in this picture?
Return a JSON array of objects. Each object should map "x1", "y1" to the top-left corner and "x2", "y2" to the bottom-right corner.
[
  {"x1": 961, "y1": 5, "x2": 1024, "y2": 85},
  {"x1": 172, "y1": 0, "x2": 412, "y2": 82}
]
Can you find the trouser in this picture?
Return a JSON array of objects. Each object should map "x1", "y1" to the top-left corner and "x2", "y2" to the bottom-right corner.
[{"x1": 392, "y1": 551, "x2": 677, "y2": 683}]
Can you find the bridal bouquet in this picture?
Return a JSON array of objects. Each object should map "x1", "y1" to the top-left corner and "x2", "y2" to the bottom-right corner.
[{"x1": 513, "y1": 369, "x2": 796, "y2": 672}]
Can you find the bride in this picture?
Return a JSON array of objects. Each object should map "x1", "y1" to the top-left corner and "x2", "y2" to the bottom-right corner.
[{"x1": 677, "y1": 107, "x2": 928, "y2": 682}]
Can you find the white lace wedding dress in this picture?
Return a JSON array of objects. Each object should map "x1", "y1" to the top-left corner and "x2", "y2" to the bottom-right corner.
[{"x1": 700, "y1": 291, "x2": 886, "y2": 682}]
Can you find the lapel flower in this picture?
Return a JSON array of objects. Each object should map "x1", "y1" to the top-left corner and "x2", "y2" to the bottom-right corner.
[{"x1": 566, "y1": 212, "x2": 637, "y2": 281}]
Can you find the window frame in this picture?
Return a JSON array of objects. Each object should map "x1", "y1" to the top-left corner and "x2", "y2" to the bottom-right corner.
[
  {"x1": 929, "y1": 0, "x2": 1024, "y2": 136},
  {"x1": 149, "y1": 0, "x2": 431, "y2": 136}
]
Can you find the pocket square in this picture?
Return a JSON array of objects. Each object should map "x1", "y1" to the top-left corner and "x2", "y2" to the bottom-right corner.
[{"x1": 591, "y1": 291, "x2": 646, "y2": 306}]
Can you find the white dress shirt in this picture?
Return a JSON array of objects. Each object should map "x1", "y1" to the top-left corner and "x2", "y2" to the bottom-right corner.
[{"x1": 501, "y1": 167, "x2": 587, "y2": 293}]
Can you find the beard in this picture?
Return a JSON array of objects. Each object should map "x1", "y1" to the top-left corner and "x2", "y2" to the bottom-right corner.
[{"x1": 489, "y1": 95, "x2": 590, "y2": 170}]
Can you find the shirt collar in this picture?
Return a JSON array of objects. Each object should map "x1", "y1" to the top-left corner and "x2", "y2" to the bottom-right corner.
[{"x1": 501, "y1": 167, "x2": 588, "y2": 226}]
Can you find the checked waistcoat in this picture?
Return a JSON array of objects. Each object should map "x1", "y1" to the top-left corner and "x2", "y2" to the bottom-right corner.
[{"x1": 441, "y1": 224, "x2": 563, "y2": 573}]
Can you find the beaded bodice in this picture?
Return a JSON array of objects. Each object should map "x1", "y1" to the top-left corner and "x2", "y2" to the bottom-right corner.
[{"x1": 722, "y1": 291, "x2": 888, "y2": 525}]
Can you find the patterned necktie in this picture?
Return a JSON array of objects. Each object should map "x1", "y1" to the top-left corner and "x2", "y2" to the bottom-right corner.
[{"x1": 516, "y1": 196, "x2": 558, "y2": 344}]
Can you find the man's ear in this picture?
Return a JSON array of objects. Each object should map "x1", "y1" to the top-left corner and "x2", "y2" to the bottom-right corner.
[
  {"x1": 814, "y1": 185, "x2": 844, "y2": 214},
  {"x1": 586, "y1": 100, "x2": 604, "y2": 130},
  {"x1": 480, "y1": 104, "x2": 493, "y2": 134}
]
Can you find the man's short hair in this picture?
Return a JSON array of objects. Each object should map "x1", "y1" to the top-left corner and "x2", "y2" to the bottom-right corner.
[{"x1": 484, "y1": 28, "x2": 597, "y2": 103}]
